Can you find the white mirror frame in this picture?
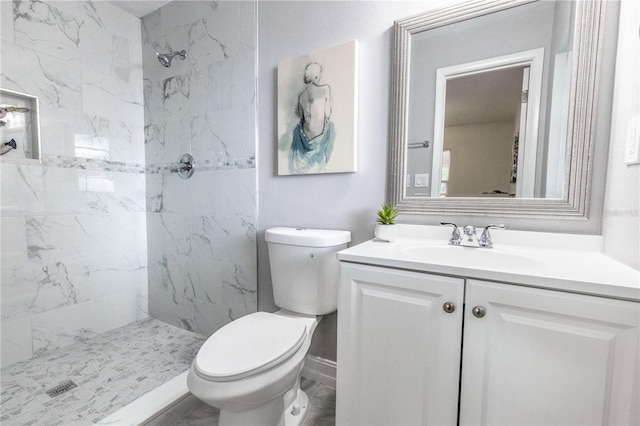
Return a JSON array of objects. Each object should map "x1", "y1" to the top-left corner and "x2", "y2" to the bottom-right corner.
[{"x1": 389, "y1": 0, "x2": 606, "y2": 218}]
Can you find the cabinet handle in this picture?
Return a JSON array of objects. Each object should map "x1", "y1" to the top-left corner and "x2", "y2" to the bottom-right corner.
[
  {"x1": 443, "y1": 302, "x2": 456, "y2": 313},
  {"x1": 472, "y1": 306, "x2": 486, "y2": 318}
]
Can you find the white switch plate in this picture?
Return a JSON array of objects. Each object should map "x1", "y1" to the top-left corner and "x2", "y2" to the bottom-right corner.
[
  {"x1": 624, "y1": 117, "x2": 639, "y2": 165},
  {"x1": 415, "y1": 173, "x2": 429, "y2": 187}
]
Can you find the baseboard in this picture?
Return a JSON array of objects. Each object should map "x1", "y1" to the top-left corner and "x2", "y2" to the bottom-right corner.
[{"x1": 301, "y1": 355, "x2": 336, "y2": 389}]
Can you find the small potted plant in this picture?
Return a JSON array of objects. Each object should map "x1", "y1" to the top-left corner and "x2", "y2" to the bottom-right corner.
[{"x1": 374, "y1": 203, "x2": 399, "y2": 242}]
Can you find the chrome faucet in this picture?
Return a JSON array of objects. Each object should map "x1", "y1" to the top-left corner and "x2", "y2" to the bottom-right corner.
[
  {"x1": 461, "y1": 225, "x2": 480, "y2": 247},
  {"x1": 479, "y1": 224, "x2": 505, "y2": 248},
  {"x1": 441, "y1": 222, "x2": 505, "y2": 248},
  {"x1": 440, "y1": 222, "x2": 461, "y2": 245}
]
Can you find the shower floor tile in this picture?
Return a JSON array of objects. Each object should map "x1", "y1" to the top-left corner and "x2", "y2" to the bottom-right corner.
[{"x1": 1, "y1": 318, "x2": 205, "y2": 425}]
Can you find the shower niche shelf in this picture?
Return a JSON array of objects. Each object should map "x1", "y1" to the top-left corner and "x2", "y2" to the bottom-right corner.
[{"x1": 0, "y1": 88, "x2": 41, "y2": 162}]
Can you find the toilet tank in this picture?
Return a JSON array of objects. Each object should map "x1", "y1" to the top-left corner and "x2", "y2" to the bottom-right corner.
[{"x1": 265, "y1": 227, "x2": 351, "y2": 315}]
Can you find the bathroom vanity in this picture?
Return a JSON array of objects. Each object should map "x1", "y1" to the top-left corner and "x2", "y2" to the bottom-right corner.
[{"x1": 335, "y1": 225, "x2": 640, "y2": 425}]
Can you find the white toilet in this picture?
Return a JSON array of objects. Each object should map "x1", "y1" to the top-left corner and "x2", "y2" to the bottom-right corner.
[{"x1": 187, "y1": 227, "x2": 351, "y2": 426}]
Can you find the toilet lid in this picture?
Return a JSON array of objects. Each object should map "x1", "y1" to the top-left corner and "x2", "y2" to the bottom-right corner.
[{"x1": 194, "y1": 312, "x2": 307, "y2": 382}]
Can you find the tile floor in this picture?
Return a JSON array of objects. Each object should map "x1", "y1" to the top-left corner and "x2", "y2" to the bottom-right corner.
[
  {"x1": 169, "y1": 377, "x2": 336, "y2": 426},
  {"x1": 0, "y1": 318, "x2": 336, "y2": 425}
]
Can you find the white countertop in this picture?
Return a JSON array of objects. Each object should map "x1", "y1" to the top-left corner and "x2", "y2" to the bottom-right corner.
[{"x1": 337, "y1": 225, "x2": 640, "y2": 301}]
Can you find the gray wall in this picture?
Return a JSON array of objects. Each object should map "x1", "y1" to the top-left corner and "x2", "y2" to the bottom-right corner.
[
  {"x1": 257, "y1": 0, "x2": 431, "y2": 360},
  {"x1": 257, "y1": 0, "x2": 636, "y2": 362},
  {"x1": 602, "y1": 0, "x2": 640, "y2": 270}
]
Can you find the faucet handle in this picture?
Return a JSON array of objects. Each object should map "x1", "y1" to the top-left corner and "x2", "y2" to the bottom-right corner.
[
  {"x1": 479, "y1": 224, "x2": 505, "y2": 248},
  {"x1": 440, "y1": 222, "x2": 461, "y2": 245}
]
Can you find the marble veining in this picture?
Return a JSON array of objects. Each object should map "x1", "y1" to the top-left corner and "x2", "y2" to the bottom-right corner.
[
  {"x1": 0, "y1": 318, "x2": 205, "y2": 426},
  {"x1": 3, "y1": 0, "x2": 147, "y2": 370},
  {"x1": 2, "y1": 0, "x2": 257, "y2": 370},
  {"x1": 143, "y1": 1, "x2": 257, "y2": 339}
]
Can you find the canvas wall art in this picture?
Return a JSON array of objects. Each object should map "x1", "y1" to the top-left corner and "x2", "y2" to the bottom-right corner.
[{"x1": 277, "y1": 40, "x2": 358, "y2": 175}]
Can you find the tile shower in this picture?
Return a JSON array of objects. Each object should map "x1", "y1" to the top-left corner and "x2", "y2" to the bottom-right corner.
[
  {"x1": 142, "y1": 1, "x2": 257, "y2": 336},
  {"x1": 2, "y1": 0, "x2": 256, "y2": 412}
]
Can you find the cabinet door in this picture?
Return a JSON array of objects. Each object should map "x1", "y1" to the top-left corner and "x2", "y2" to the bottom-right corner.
[
  {"x1": 336, "y1": 263, "x2": 464, "y2": 425},
  {"x1": 460, "y1": 280, "x2": 640, "y2": 426}
]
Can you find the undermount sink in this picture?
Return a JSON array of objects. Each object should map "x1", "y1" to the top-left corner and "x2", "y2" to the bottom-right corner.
[{"x1": 401, "y1": 244, "x2": 540, "y2": 269}]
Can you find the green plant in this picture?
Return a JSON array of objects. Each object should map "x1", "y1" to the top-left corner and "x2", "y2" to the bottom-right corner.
[{"x1": 376, "y1": 203, "x2": 399, "y2": 225}]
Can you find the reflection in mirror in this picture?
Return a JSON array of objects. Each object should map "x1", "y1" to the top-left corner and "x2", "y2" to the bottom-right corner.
[
  {"x1": 441, "y1": 68, "x2": 524, "y2": 198},
  {"x1": 390, "y1": 0, "x2": 605, "y2": 218},
  {"x1": 406, "y1": 0, "x2": 572, "y2": 199},
  {"x1": 431, "y1": 49, "x2": 544, "y2": 198}
]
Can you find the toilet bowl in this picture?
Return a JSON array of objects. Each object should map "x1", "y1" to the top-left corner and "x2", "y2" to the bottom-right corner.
[
  {"x1": 187, "y1": 310, "x2": 318, "y2": 425},
  {"x1": 187, "y1": 227, "x2": 351, "y2": 426}
]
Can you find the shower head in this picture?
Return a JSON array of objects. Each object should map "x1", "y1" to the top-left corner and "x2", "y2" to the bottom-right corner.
[{"x1": 156, "y1": 50, "x2": 186, "y2": 67}]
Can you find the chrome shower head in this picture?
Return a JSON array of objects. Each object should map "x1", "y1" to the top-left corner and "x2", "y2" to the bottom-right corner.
[{"x1": 156, "y1": 50, "x2": 186, "y2": 67}]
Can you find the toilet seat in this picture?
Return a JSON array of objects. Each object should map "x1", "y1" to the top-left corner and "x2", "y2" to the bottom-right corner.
[{"x1": 194, "y1": 312, "x2": 307, "y2": 382}]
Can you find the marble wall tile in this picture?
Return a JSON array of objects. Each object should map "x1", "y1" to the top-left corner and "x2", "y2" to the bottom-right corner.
[
  {"x1": 88, "y1": 267, "x2": 147, "y2": 302},
  {"x1": 148, "y1": 283, "x2": 230, "y2": 337},
  {"x1": 2, "y1": 29, "x2": 82, "y2": 109},
  {"x1": 143, "y1": 0, "x2": 257, "y2": 339},
  {"x1": 24, "y1": 214, "x2": 140, "y2": 269},
  {"x1": 1, "y1": 0, "x2": 147, "y2": 367},
  {"x1": 207, "y1": 59, "x2": 234, "y2": 112},
  {"x1": 220, "y1": 261, "x2": 257, "y2": 320},
  {"x1": 192, "y1": 108, "x2": 255, "y2": 162},
  {"x1": 145, "y1": 174, "x2": 164, "y2": 212},
  {"x1": 184, "y1": 18, "x2": 227, "y2": 73},
  {"x1": 12, "y1": 1, "x2": 83, "y2": 62},
  {"x1": 1, "y1": 0, "x2": 14, "y2": 42},
  {"x1": 85, "y1": 171, "x2": 146, "y2": 214},
  {"x1": 3, "y1": 0, "x2": 144, "y2": 161},
  {"x1": 1, "y1": 216, "x2": 28, "y2": 265},
  {"x1": 82, "y1": 84, "x2": 144, "y2": 128},
  {"x1": 143, "y1": 79, "x2": 167, "y2": 165},
  {"x1": 137, "y1": 280, "x2": 149, "y2": 320},
  {"x1": 141, "y1": 9, "x2": 162, "y2": 51},
  {"x1": 30, "y1": 299, "x2": 135, "y2": 357},
  {"x1": 216, "y1": 168, "x2": 256, "y2": 219},
  {"x1": 85, "y1": 1, "x2": 142, "y2": 45},
  {"x1": 160, "y1": 171, "x2": 217, "y2": 215},
  {"x1": 147, "y1": 213, "x2": 192, "y2": 256},
  {"x1": 159, "y1": 1, "x2": 219, "y2": 32},
  {"x1": 191, "y1": 214, "x2": 256, "y2": 264},
  {"x1": 191, "y1": 296, "x2": 234, "y2": 337},
  {"x1": 231, "y1": 50, "x2": 257, "y2": 106},
  {"x1": 148, "y1": 251, "x2": 196, "y2": 300},
  {"x1": 188, "y1": 112, "x2": 232, "y2": 163},
  {"x1": 0, "y1": 40, "x2": 83, "y2": 157},
  {"x1": 183, "y1": 256, "x2": 227, "y2": 303},
  {"x1": 1, "y1": 260, "x2": 92, "y2": 322},
  {"x1": 79, "y1": 114, "x2": 145, "y2": 164},
  {"x1": 0, "y1": 318, "x2": 33, "y2": 366},
  {"x1": 0, "y1": 164, "x2": 91, "y2": 216}
]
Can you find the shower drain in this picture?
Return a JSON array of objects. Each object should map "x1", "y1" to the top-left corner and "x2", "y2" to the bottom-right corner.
[{"x1": 45, "y1": 380, "x2": 77, "y2": 398}]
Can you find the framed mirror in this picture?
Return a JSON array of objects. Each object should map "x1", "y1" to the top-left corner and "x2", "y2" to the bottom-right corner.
[{"x1": 389, "y1": 0, "x2": 606, "y2": 218}]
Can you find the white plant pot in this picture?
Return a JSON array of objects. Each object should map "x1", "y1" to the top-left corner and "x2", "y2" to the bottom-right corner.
[{"x1": 374, "y1": 224, "x2": 397, "y2": 242}]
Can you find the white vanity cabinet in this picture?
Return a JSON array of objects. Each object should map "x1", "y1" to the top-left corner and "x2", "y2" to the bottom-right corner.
[
  {"x1": 336, "y1": 262, "x2": 465, "y2": 425},
  {"x1": 460, "y1": 279, "x2": 640, "y2": 426},
  {"x1": 336, "y1": 262, "x2": 640, "y2": 426}
]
